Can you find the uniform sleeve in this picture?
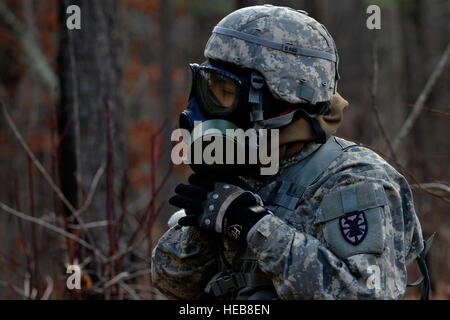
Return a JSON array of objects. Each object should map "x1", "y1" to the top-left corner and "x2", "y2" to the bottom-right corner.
[
  {"x1": 246, "y1": 169, "x2": 424, "y2": 300},
  {"x1": 151, "y1": 225, "x2": 220, "y2": 299}
]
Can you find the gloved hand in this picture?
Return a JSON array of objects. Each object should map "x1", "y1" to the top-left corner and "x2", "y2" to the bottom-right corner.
[{"x1": 169, "y1": 174, "x2": 270, "y2": 242}]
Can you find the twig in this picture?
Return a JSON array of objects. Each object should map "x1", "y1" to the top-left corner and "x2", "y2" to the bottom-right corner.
[
  {"x1": 119, "y1": 281, "x2": 141, "y2": 300},
  {"x1": 27, "y1": 156, "x2": 40, "y2": 295},
  {"x1": 2, "y1": 102, "x2": 75, "y2": 213},
  {"x1": 0, "y1": 1, "x2": 58, "y2": 91},
  {"x1": 124, "y1": 165, "x2": 172, "y2": 257},
  {"x1": 13, "y1": 172, "x2": 33, "y2": 282},
  {"x1": 0, "y1": 201, "x2": 107, "y2": 262},
  {"x1": 369, "y1": 35, "x2": 398, "y2": 161},
  {"x1": 102, "y1": 272, "x2": 129, "y2": 290},
  {"x1": 1, "y1": 102, "x2": 97, "y2": 248},
  {"x1": 411, "y1": 183, "x2": 450, "y2": 195},
  {"x1": 104, "y1": 102, "x2": 117, "y2": 263},
  {"x1": 352, "y1": 140, "x2": 450, "y2": 205},
  {"x1": 0, "y1": 280, "x2": 27, "y2": 299},
  {"x1": 122, "y1": 268, "x2": 152, "y2": 282},
  {"x1": 0, "y1": 252, "x2": 27, "y2": 279},
  {"x1": 414, "y1": 104, "x2": 450, "y2": 117},
  {"x1": 391, "y1": 42, "x2": 450, "y2": 153},
  {"x1": 73, "y1": 164, "x2": 106, "y2": 217},
  {"x1": 40, "y1": 277, "x2": 53, "y2": 300},
  {"x1": 104, "y1": 231, "x2": 149, "y2": 264},
  {"x1": 68, "y1": 220, "x2": 110, "y2": 230}
]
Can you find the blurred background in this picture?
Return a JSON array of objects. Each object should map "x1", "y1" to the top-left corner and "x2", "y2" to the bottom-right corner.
[{"x1": 0, "y1": 0, "x2": 448, "y2": 299}]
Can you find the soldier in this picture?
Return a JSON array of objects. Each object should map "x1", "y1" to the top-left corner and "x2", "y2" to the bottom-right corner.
[{"x1": 151, "y1": 5, "x2": 428, "y2": 300}]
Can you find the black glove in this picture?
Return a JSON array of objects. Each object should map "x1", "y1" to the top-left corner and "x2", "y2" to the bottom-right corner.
[{"x1": 169, "y1": 174, "x2": 270, "y2": 241}]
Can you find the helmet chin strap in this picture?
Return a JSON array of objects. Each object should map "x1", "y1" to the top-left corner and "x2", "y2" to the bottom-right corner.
[
  {"x1": 248, "y1": 70, "x2": 328, "y2": 143},
  {"x1": 252, "y1": 102, "x2": 330, "y2": 143},
  {"x1": 248, "y1": 72, "x2": 265, "y2": 126}
]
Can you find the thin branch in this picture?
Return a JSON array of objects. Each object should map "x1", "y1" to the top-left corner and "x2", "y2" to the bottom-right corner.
[
  {"x1": 0, "y1": 1, "x2": 58, "y2": 91},
  {"x1": 391, "y1": 42, "x2": 450, "y2": 153},
  {"x1": 0, "y1": 280, "x2": 27, "y2": 299},
  {"x1": 352, "y1": 140, "x2": 450, "y2": 205},
  {"x1": 415, "y1": 104, "x2": 450, "y2": 117},
  {"x1": 411, "y1": 183, "x2": 450, "y2": 195},
  {"x1": 122, "y1": 268, "x2": 152, "y2": 282},
  {"x1": 40, "y1": 277, "x2": 53, "y2": 300},
  {"x1": 68, "y1": 220, "x2": 110, "y2": 230},
  {"x1": 2, "y1": 102, "x2": 76, "y2": 213},
  {"x1": 1, "y1": 102, "x2": 98, "y2": 248},
  {"x1": 119, "y1": 281, "x2": 141, "y2": 300},
  {"x1": 369, "y1": 35, "x2": 398, "y2": 161},
  {"x1": 0, "y1": 201, "x2": 107, "y2": 262},
  {"x1": 73, "y1": 164, "x2": 106, "y2": 216},
  {"x1": 103, "y1": 231, "x2": 148, "y2": 264},
  {"x1": 102, "y1": 272, "x2": 129, "y2": 290}
]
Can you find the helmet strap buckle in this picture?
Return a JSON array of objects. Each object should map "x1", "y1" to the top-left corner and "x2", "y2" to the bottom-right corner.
[{"x1": 249, "y1": 72, "x2": 265, "y2": 124}]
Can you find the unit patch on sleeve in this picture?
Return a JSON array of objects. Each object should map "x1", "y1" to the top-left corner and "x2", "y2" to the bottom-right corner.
[
  {"x1": 339, "y1": 211, "x2": 367, "y2": 245},
  {"x1": 316, "y1": 182, "x2": 388, "y2": 259}
]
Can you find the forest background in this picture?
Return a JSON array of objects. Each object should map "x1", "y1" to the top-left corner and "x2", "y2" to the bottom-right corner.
[{"x1": 0, "y1": 0, "x2": 448, "y2": 299}]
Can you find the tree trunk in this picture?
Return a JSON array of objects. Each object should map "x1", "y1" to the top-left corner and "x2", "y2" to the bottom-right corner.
[{"x1": 58, "y1": 0, "x2": 123, "y2": 262}]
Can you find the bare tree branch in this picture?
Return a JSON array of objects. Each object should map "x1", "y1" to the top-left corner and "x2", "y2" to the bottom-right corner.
[
  {"x1": 1, "y1": 102, "x2": 102, "y2": 249},
  {"x1": 2, "y1": 102, "x2": 76, "y2": 213},
  {"x1": 0, "y1": 279, "x2": 27, "y2": 299},
  {"x1": 391, "y1": 42, "x2": 450, "y2": 153},
  {"x1": 352, "y1": 140, "x2": 450, "y2": 205},
  {"x1": 40, "y1": 277, "x2": 54, "y2": 300},
  {"x1": 0, "y1": 1, "x2": 58, "y2": 91},
  {"x1": 102, "y1": 272, "x2": 129, "y2": 290},
  {"x1": 0, "y1": 201, "x2": 107, "y2": 262},
  {"x1": 68, "y1": 220, "x2": 109, "y2": 230},
  {"x1": 369, "y1": 35, "x2": 398, "y2": 161},
  {"x1": 74, "y1": 163, "x2": 105, "y2": 217},
  {"x1": 119, "y1": 281, "x2": 141, "y2": 300},
  {"x1": 411, "y1": 183, "x2": 450, "y2": 195}
]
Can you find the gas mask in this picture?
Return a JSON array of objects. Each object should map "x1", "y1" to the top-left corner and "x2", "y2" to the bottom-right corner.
[
  {"x1": 180, "y1": 60, "x2": 261, "y2": 131},
  {"x1": 178, "y1": 60, "x2": 330, "y2": 176}
]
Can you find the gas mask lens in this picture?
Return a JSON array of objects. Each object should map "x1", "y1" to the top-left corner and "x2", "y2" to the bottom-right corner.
[{"x1": 194, "y1": 65, "x2": 242, "y2": 117}]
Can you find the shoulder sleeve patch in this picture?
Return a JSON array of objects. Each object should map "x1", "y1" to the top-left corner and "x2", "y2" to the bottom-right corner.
[{"x1": 317, "y1": 182, "x2": 387, "y2": 259}]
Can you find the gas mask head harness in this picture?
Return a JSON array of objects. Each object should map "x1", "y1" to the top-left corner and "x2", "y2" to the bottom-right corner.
[
  {"x1": 179, "y1": 59, "x2": 332, "y2": 176},
  {"x1": 180, "y1": 58, "x2": 331, "y2": 135}
]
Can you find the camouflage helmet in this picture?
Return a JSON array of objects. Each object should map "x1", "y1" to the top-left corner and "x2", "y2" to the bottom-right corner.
[{"x1": 204, "y1": 5, "x2": 339, "y2": 106}]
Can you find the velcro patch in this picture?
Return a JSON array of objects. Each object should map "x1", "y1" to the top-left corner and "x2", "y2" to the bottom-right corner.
[{"x1": 317, "y1": 182, "x2": 387, "y2": 259}]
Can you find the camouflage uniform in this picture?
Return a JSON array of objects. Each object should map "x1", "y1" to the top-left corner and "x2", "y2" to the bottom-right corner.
[
  {"x1": 151, "y1": 136, "x2": 424, "y2": 300},
  {"x1": 151, "y1": 5, "x2": 425, "y2": 300}
]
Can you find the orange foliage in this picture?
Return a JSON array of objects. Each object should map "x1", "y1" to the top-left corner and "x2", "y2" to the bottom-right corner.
[
  {"x1": 127, "y1": 120, "x2": 169, "y2": 188},
  {"x1": 175, "y1": 3, "x2": 189, "y2": 17},
  {"x1": 25, "y1": 132, "x2": 53, "y2": 153},
  {"x1": 128, "y1": 121, "x2": 153, "y2": 187},
  {"x1": 146, "y1": 64, "x2": 161, "y2": 85},
  {"x1": 171, "y1": 67, "x2": 185, "y2": 84},
  {"x1": 128, "y1": 168, "x2": 151, "y2": 189},
  {"x1": 124, "y1": 57, "x2": 142, "y2": 94},
  {"x1": 124, "y1": 0, "x2": 160, "y2": 14},
  {"x1": 173, "y1": 94, "x2": 188, "y2": 114}
]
